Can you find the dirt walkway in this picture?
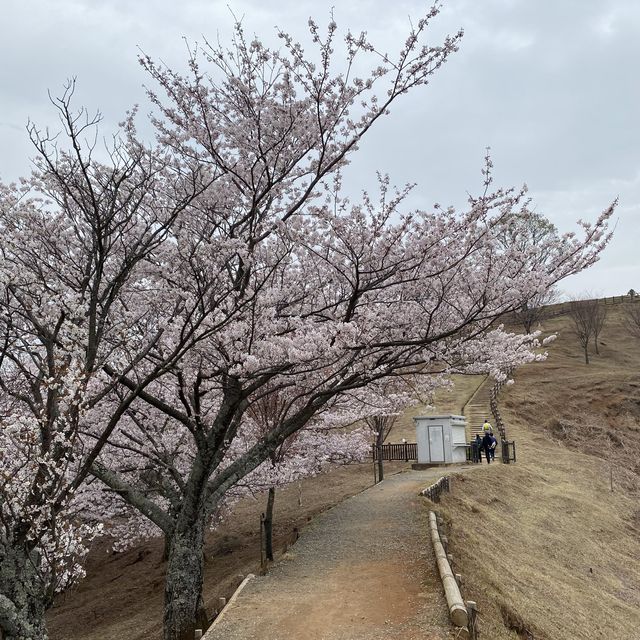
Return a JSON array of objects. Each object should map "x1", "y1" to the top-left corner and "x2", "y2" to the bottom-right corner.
[{"x1": 205, "y1": 468, "x2": 467, "y2": 640}]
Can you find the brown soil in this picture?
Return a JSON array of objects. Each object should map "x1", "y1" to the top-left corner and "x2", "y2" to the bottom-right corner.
[
  {"x1": 203, "y1": 468, "x2": 464, "y2": 640},
  {"x1": 47, "y1": 462, "x2": 406, "y2": 640}
]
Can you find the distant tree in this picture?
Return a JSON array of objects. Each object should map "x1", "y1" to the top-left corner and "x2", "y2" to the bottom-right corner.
[
  {"x1": 496, "y1": 210, "x2": 567, "y2": 333},
  {"x1": 517, "y1": 288, "x2": 559, "y2": 334},
  {"x1": 568, "y1": 299, "x2": 598, "y2": 363},
  {"x1": 623, "y1": 302, "x2": 640, "y2": 339},
  {"x1": 496, "y1": 210, "x2": 563, "y2": 267},
  {"x1": 592, "y1": 300, "x2": 607, "y2": 354}
]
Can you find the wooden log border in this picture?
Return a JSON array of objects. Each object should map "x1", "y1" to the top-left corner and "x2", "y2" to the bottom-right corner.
[
  {"x1": 420, "y1": 475, "x2": 451, "y2": 502},
  {"x1": 201, "y1": 574, "x2": 256, "y2": 638},
  {"x1": 428, "y1": 510, "x2": 468, "y2": 628}
]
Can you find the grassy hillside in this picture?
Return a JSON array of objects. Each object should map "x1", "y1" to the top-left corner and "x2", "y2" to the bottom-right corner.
[
  {"x1": 438, "y1": 305, "x2": 640, "y2": 639},
  {"x1": 47, "y1": 304, "x2": 640, "y2": 639}
]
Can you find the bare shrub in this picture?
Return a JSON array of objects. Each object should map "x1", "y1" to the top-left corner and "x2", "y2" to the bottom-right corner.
[
  {"x1": 568, "y1": 299, "x2": 597, "y2": 364},
  {"x1": 517, "y1": 288, "x2": 559, "y2": 334},
  {"x1": 592, "y1": 300, "x2": 608, "y2": 354},
  {"x1": 623, "y1": 302, "x2": 640, "y2": 339},
  {"x1": 545, "y1": 414, "x2": 638, "y2": 494}
]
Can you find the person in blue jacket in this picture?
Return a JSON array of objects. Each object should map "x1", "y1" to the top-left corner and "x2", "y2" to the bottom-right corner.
[
  {"x1": 473, "y1": 433, "x2": 483, "y2": 463},
  {"x1": 489, "y1": 433, "x2": 497, "y2": 461},
  {"x1": 481, "y1": 431, "x2": 494, "y2": 464}
]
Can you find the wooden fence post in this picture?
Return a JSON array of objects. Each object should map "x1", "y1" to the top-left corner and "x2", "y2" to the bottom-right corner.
[
  {"x1": 377, "y1": 444, "x2": 384, "y2": 482},
  {"x1": 466, "y1": 600, "x2": 478, "y2": 639},
  {"x1": 260, "y1": 513, "x2": 266, "y2": 571}
]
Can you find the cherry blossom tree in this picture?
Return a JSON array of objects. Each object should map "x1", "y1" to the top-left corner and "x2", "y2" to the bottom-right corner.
[
  {"x1": 92, "y1": 165, "x2": 613, "y2": 640},
  {"x1": 83, "y1": 11, "x2": 472, "y2": 639},
  {"x1": 87, "y1": 10, "x2": 615, "y2": 633},
  {"x1": 0, "y1": 83, "x2": 208, "y2": 639},
  {"x1": 0, "y1": 7, "x2": 617, "y2": 640}
]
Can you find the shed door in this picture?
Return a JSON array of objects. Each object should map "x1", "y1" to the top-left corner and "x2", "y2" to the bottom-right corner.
[{"x1": 428, "y1": 425, "x2": 445, "y2": 462}]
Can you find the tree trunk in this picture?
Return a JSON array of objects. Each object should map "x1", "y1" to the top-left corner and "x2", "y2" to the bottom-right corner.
[
  {"x1": 376, "y1": 433, "x2": 384, "y2": 482},
  {"x1": 264, "y1": 487, "x2": 276, "y2": 562},
  {"x1": 162, "y1": 534, "x2": 172, "y2": 563},
  {"x1": 594, "y1": 332, "x2": 600, "y2": 354},
  {"x1": 584, "y1": 344, "x2": 590, "y2": 364},
  {"x1": 163, "y1": 519, "x2": 208, "y2": 640},
  {"x1": 0, "y1": 542, "x2": 48, "y2": 640}
]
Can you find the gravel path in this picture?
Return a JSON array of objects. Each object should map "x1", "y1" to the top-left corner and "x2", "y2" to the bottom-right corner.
[{"x1": 204, "y1": 468, "x2": 465, "y2": 640}]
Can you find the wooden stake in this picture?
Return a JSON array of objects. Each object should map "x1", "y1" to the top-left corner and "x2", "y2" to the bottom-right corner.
[
  {"x1": 260, "y1": 513, "x2": 266, "y2": 571},
  {"x1": 466, "y1": 600, "x2": 478, "y2": 639}
]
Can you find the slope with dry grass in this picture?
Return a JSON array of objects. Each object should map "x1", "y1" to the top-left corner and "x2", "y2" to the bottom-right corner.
[
  {"x1": 47, "y1": 306, "x2": 639, "y2": 640},
  {"x1": 437, "y1": 305, "x2": 640, "y2": 639}
]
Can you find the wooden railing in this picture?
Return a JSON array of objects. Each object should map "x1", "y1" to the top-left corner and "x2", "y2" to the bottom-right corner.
[
  {"x1": 421, "y1": 475, "x2": 450, "y2": 502},
  {"x1": 601, "y1": 294, "x2": 638, "y2": 305},
  {"x1": 506, "y1": 293, "x2": 639, "y2": 325},
  {"x1": 372, "y1": 442, "x2": 417, "y2": 461},
  {"x1": 489, "y1": 369, "x2": 511, "y2": 442},
  {"x1": 488, "y1": 368, "x2": 518, "y2": 464}
]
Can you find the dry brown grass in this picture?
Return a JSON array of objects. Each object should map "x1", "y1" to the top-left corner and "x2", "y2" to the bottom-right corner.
[
  {"x1": 437, "y1": 306, "x2": 640, "y2": 639},
  {"x1": 47, "y1": 305, "x2": 640, "y2": 639}
]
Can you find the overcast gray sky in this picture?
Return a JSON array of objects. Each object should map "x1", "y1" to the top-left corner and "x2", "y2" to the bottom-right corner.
[{"x1": 1, "y1": 0, "x2": 638, "y2": 296}]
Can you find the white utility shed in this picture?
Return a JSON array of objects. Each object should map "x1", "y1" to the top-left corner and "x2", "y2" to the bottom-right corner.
[{"x1": 414, "y1": 414, "x2": 467, "y2": 465}]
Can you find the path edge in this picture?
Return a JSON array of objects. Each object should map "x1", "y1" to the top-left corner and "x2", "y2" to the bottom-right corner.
[{"x1": 202, "y1": 574, "x2": 256, "y2": 638}]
